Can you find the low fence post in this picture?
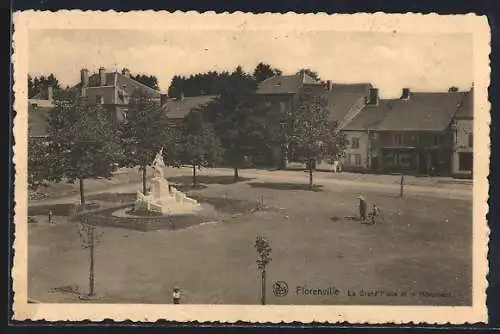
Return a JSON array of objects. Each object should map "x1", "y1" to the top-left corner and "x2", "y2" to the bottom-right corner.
[{"x1": 399, "y1": 173, "x2": 405, "y2": 197}]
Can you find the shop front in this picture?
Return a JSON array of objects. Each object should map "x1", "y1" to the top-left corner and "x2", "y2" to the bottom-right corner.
[{"x1": 381, "y1": 147, "x2": 417, "y2": 174}]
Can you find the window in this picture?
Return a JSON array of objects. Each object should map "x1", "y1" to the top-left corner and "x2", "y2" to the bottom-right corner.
[
  {"x1": 31, "y1": 103, "x2": 38, "y2": 112},
  {"x1": 96, "y1": 95, "x2": 104, "y2": 104},
  {"x1": 346, "y1": 154, "x2": 352, "y2": 164},
  {"x1": 354, "y1": 154, "x2": 362, "y2": 165},
  {"x1": 351, "y1": 137, "x2": 360, "y2": 149},
  {"x1": 433, "y1": 135, "x2": 441, "y2": 146},
  {"x1": 468, "y1": 133, "x2": 473, "y2": 148},
  {"x1": 394, "y1": 134, "x2": 402, "y2": 146}
]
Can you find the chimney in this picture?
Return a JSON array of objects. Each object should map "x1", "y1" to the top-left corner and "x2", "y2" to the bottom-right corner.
[
  {"x1": 401, "y1": 88, "x2": 410, "y2": 100},
  {"x1": 160, "y1": 93, "x2": 168, "y2": 105},
  {"x1": 47, "y1": 86, "x2": 53, "y2": 101},
  {"x1": 99, "y1": 67, "x2": 106, "y2": 86},
  {"x1": 80, "y1": 68, "x2": 89, "y2": 88},
  {"x1": 368, "y1": 88, "x2": 379, "y2": 106},
  {"x1": 300, "y1": 70, "x2": 306, "y2": 83},
  {"x1": 121, "y1": 68, "x2": 130, "y2": 78}
]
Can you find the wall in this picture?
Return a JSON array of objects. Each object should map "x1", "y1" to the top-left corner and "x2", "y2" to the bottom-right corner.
[
  {"x1": 377, "y1": 131, "x2": 454, "y2": 149},
  {"x1": 452, "y1": 119, "x2": 473, "y2": 176},
  {"x1": 84, "y1": 86, "x2": 117, "y2": 105},
  {"x1": 343, "y1": 131, "x2": 369, "y2": 170},
  {"x1": 377, "y1": 130, "x2": 454, "y2": 175}
]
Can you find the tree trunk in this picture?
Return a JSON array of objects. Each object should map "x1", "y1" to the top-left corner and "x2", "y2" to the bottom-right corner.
[
  {"x1": 261, "y1": 269, "x2": 266, "y2": 305},
  {"x1": 192, "y1": 163, "x2": 197, "y2": 188},
  {"x1": 308, "y1": 161, "x2": 313, "y2": 189},
  {"x1": 79, "y1": 178, "x2": 85, "y2": 205},
  {"x1": 234, "y1": 167, "x2": 239, "y2": 182},
  {"x1": 89, "y1": 225, "x2": 95, "y2": 296},
  {"x1": 142, "y1": 165, "x2": 147, "y2": 194}
]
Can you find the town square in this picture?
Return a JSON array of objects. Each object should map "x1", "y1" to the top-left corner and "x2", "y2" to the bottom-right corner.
[
  {"x1": 27, "y1": 63, "x2": 473, "y2": 305},
  {"x1": 18, "y1": 15, "x2": 483, "y2": 315}
]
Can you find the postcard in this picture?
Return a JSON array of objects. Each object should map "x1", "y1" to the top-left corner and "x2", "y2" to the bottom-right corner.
[{"x1": 12, "y1": 11, "x2": 490, "y2": 323}]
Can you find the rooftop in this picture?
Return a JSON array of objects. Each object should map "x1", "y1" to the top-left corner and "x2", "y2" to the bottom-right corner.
[
  {"x1": 256, "y1": 72, "x2": 322, "y2": 95},
  {"x1": 454, "y1": 88, "x2": 473, "y2": 119},
  {"x1": 343, "y1": 100, "x2": 393, "y2": 131},
  {"x1": 28, "y1": 105, "x2": 51, "y2": 137},
  {"x1": 159, "y1": 95, "x2": 218, "y2": 119},
  {"x1": 322, "y1": 83, "x2": 372, "y2": 122},
  {"x1": 374, "y1": 92, "x2": 468, "y2": 131}
]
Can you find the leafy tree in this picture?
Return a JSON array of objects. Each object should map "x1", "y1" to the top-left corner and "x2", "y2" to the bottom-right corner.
[
  {"x1": 196, "y1": 66, "x2": 257, "y2": 181},
  {"x1": 244, "y1": 98, "x2": 288, "y2": 167},
  {"x1": 28, "y1": 136, "x2": 50, "y2": 191},
  {"x1": 253, "y1": 62, "x2": 282, "y2": 83},
  {"x1": 28, "y1": 73, "x2": 61, "y2": 98},
  {"x1": 290, "y1": 91, "x2": 346, "y2": 188},
  {"x1": 167, "y1": 71, "x2": 231, "y2": 98},
  {"x1": 46, "y1": 96, "x2": 120, "y2": 204},
  {"x1": 119, "y1": 90, "x2": 171, "y2": 194},
  {"x1": 448, "y1": 86, "x2": 459, "y2": 92},
  {"x1": 173, "y1": 111, "x2": 223, "y2": 187},
  {"x1": 28, "y1": 75, "x2": 35, "y2": 98},
  {"x1": 131, "y1": 73, "x2": 160, "y2": 91},
  {"x1": 296, "y1": 68, "x2": 320, "y2": 81}
]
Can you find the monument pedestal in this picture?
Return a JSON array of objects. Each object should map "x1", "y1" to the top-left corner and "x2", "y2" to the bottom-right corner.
[
  {"x1": 134, "y1": 148, "x2": 201, "y2": 216},
  {"x1": 134, "y1": 177, "x2": 201, "y2": 215}
]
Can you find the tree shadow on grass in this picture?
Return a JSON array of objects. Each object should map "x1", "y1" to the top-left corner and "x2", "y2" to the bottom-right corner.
[
  {"x1": 168, "y1": 175, "x2": 254, "y2": 186},
  {"x1": 86, "y1": 192, "x2": 136, "y2": 203},
  {"x1": 247, "y1": 182, "x2": 325, "y2": 192},
  {"x1": 330, "y1": 215, "x2": 361, "y2": 222},
  {"x1": 189, "y1": 195, "x2": 260, "y2": 214},
  {"x1": 171, "y1": 183, "x2": 208, "y2": 192}
]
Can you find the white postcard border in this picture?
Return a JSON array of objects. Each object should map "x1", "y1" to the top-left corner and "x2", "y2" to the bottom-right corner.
[{"x1": 12, "y1": 11, "x2": 490, "y2": 324}]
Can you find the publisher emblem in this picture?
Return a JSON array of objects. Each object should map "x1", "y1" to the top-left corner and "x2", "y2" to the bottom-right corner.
[{"x1": 272, "y1": 281, "x2": 289, "y2": 297}]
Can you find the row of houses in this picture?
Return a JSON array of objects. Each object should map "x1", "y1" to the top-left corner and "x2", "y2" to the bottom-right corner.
[
  {"x1": 252, "y1": 71, "x2": 473, "y2": 178},
  {"x1": 28, "y1": 67, "x2": 474, "y2": 178},
  {"x1": 341, "y1": 87, "x2": 473, "y2": 178}
]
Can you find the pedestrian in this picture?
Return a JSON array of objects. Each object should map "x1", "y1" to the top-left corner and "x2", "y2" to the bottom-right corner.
[
  {"x1": 48, "y1": 209, "x2": 53, "y2": 225},
  {"x1": 332, "y1": 160, "x2": 338, "y2": 174},
  {"x1": 368, "y1": 204, "x2": 381, "y2": 225},
  {"x1": 357, "y1": 195, "x2": 367, "y2": 224},
  {"x1": 172, "y1": 287, "x2": 181, "y2": 304}
]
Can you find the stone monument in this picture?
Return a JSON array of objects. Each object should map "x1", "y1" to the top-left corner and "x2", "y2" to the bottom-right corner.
[{"x1": 134, "y1": 147, "x2": 201, "y2": 215}]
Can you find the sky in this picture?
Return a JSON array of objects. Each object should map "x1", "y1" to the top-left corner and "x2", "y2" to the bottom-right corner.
[{"x1": 28, "y1": 29, "x2": 473, "y2": 98}]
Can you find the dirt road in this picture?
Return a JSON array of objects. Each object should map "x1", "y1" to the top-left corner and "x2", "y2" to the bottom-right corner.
[{"x1": 29, "y1": 167, "x2": 472, "y2": 208}]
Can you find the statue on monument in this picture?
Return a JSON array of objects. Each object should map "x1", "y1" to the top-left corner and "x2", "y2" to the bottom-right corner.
[
  {"x1": 134, "y1": 147, "x2": 200, "y2": 215},
  {"x1": 152, "y1": 147, "x2": 166, "y2": 179}
]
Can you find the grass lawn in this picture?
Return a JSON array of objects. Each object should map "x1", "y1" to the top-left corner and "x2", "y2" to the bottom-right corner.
[{"x1": 28, "y1": 178, "x2": 472, "y2": 306}]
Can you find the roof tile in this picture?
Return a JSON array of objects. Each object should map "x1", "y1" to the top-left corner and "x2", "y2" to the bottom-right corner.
[
  {"x1": 374, "y1": 92, "x2": 467, "y2": 131},
  {"x1": 159, "y1": 95, "x2": 218, "y2": 119}
]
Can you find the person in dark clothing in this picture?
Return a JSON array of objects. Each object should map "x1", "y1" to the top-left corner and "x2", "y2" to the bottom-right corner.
[
  {"x1": 368, "y1": 204, "x2": 381, "y2": 225},
  {"x1": 357, "y1": 195, "x2": 367, "y2": 223},
  {"x1": 172, "y1": 287, "x2": 181, "y2": 304},
  {"x1": 48, "y1": 210, "x2": 53, "y2": 225}
]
